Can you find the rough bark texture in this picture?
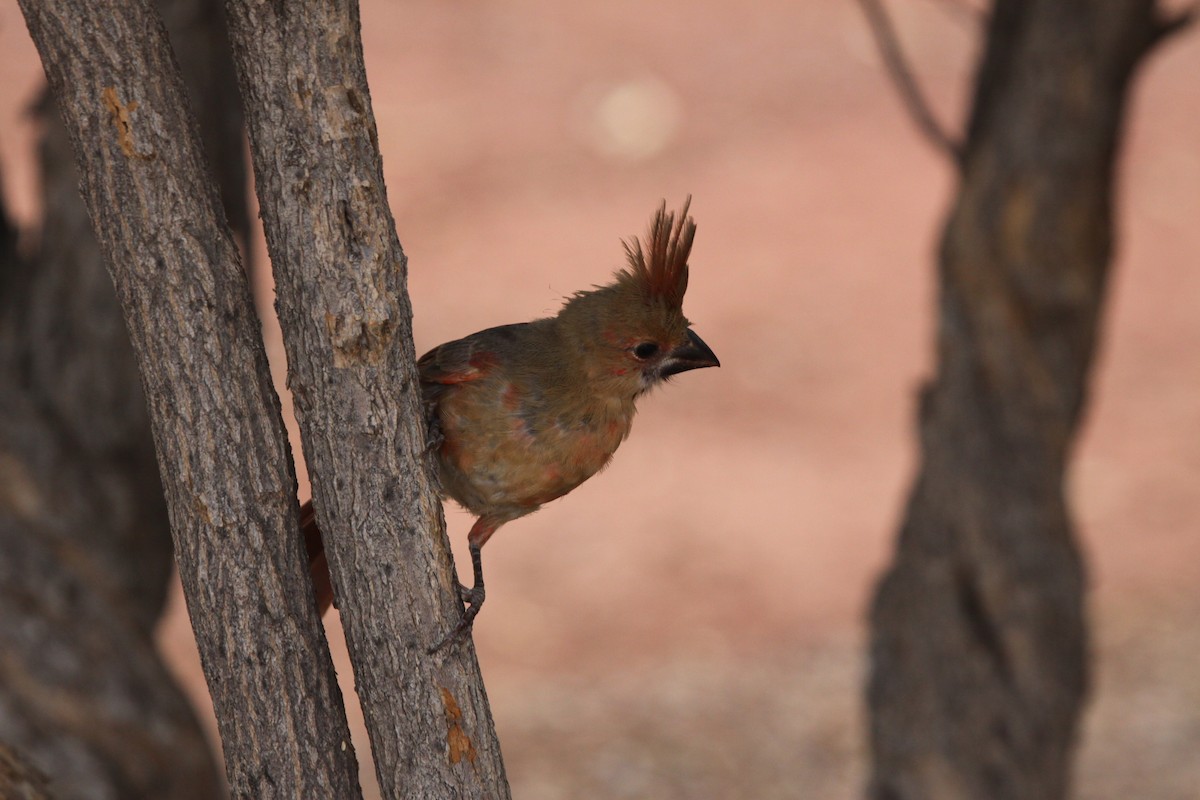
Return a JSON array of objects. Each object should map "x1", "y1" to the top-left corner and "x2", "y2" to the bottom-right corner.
[
  {"x1": 0, "y1": 743, "x2": 55, "y2": 800},
  {"x1": 221, "y1": 1, "x2": 509, "y2": 796},
  {"x1": 1, "y1": 141, "x2": 220, "y2": 799},
  {"x1": 158, "y1": 0, "x2": 252, "y2": 263},
  {"x1": 1, "y1": 95, "x2": 175, "y2": 632},
  {"x1": 0, "y1": 8, "x2": 239, "y2": 794},
  {"x1": 17, "y1": 1, "x2": 362, "y2": 797},
  {"x1": 868, "y1": 3, "x2": 1179, "y2": 799}
]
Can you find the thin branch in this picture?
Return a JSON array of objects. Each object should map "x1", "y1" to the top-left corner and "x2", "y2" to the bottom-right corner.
[{"x1": 856, "y1": 0, "x2": 965, "y2": 165}]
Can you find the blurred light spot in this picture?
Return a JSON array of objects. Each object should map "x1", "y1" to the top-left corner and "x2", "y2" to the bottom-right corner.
[{"x1": 584, "y1": 77, "x2": 682, "y2": 161}]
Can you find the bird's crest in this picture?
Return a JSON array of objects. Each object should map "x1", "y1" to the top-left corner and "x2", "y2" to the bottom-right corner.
[{"x1": 618, "y1": 197, "x2": 695, "y2": 310}]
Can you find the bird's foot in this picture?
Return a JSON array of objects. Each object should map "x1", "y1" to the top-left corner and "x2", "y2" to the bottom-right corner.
[
  {"x1": 428, "y1": 582, "x2": 486, "y2": 654},
  {"x1": 422, "y1": 408, "x2": 444, "y2": 454},
  {"x1": 458, "y1": 582, "x2": 485, "y2": 606}
]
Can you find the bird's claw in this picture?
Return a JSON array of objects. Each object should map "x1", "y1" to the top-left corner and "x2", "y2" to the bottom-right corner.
[
  {"x1": 428, "y1": 582, "x2": 486, "y2": 654},
  {"x1": 458, "y1": 582, "x2": 485, "y2": 606},
  {"x1": 423, "y1": 408, "x2": 444, "y2": 455}
]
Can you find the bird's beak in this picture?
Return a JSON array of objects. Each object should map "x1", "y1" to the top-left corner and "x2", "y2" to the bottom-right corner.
[{"x1": 660, "y1": 329, "x2": 720, "y2": 378}]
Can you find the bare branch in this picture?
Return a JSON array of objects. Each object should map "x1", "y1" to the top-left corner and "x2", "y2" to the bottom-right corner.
[{"x1": 856, "y1": 0, "x2": 965, "y2": 165}]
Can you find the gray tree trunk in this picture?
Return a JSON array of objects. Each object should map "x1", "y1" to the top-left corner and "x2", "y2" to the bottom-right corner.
[
  {"x1": 0, "y1": 117, "x2": 221, "y2": 798},
  {"x1": 221, "y1": 0, "x2": 510, "y2": 795},
  {"x1": 17, "y1": 0, "x2": 362, "y2": 796},
  {"x1": 0, "y1": 0, "x2": 250, "y2": 795},
  {"x1": 867, "y1": 2, "x2": 1187, "y2": 799}
]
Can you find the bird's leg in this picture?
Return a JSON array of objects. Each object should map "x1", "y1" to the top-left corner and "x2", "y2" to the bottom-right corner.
[
  {"x1": 428, "y1": 545, "x2": 485, "y2": 654},
  {"x1": 459, "y1": 542, "x2": 486, "y2": 621},
  {"x1": 458, "y1": 543, "x2": 485, "y2": 606},
  {"x1": 429, "y1": 519, "x2": 496, "y2": 653}
]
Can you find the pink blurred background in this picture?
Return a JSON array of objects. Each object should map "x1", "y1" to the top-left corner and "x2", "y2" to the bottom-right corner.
[{"x1": 2, "y1": 2, "x2": 1197, "y2": 797}]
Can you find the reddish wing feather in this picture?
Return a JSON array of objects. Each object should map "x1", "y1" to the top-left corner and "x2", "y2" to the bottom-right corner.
[
  {"x1": 418, "y1": 337, "x2": 492, "y2": 385},
  {"x1": 418, "y1": 323, "x2": 533, "y2": 386}
]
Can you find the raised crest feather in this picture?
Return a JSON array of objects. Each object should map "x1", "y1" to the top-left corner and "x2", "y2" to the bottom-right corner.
[{"x1": 620, "y1": 197, "x2": 695, "y2": 310}]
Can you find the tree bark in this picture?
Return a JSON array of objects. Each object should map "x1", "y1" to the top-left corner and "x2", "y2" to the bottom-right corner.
[
  {"x1": 157, "y1": 0, "x2": 252, "y2": 262},
  {"x1": 0, "y1": 744, "x2": 54, "y2": 800},
  {"x1": 221, "y1": 1, "x2": 509, "y2": 796},
  {"x1": 4, "y1": 90, "x2": 176, "y2": 636},
  {"x1": 0, "y1": 141, "x2": 221, "y2": 798},
  {"x1": 17, "y1": 1, "x2": 362, "y2": 797},
  {"x1": 867, "y1": 3, "x2": 1183, "y2": 799},
  {"x1": 0, "y1": 1, "x2": 244, "y2": 789}
]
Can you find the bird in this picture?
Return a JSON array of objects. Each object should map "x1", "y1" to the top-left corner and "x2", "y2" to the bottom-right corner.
[{"x1": 301, "y1": 198, "x2": 719, "y2": 650}]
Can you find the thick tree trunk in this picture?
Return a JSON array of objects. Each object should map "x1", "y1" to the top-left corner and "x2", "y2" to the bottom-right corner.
[
  {"x1": 868, "y1": 3, "x2": 1181, "y2": 799},
  {"x1": 17, "y1": 1, "x2": 362, "y2": 796},
  {"x1": 1, "y1": 94, "x2": 175, "y2": 632},
  {"x1": 0, "y1": 135, "x2": 221, "y2": 798},
  {"x1": 221, "y1": 1, "x2": 509, "y2": 796},
  {"x1": 0, "y1": 0, "x2": 250, "y2": 794}
]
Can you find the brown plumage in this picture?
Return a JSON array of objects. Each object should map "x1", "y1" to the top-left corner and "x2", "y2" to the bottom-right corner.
[{"x1": 303, "y1": 199, "x2": 718, "y2": 650}]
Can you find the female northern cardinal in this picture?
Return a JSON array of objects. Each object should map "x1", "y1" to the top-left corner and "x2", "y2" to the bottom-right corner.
[{"x1": 302, "y1": 199, "x2": 718, "y2": 650}]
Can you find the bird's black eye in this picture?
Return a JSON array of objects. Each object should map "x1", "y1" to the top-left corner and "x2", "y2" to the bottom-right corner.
[{"x1": 632, "y1": 342, "x2": 660, "y2": 360}]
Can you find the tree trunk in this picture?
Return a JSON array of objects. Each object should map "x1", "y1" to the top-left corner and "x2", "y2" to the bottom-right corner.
[
  {"x1": 0, "y1": 744, "x2": 54, "y2": 800},
  {"x1": 221, "y1": 0, "x2": 510, "y2": 795},
  {"x1": 157, "y1": 0, "x2": 253, "y2": 263},
  {"x1": 0, "y1": 0, "x2": 250, "y2": 794},
  {"x1": 0, "y1": 126, "x2": 221, "y2": 798},
  {"x1": 868, "y1": 3, "x2": 1182, "y2": 799},
  {"x1": 17, "y1": 1, "x2": 362, "y2": 796}
]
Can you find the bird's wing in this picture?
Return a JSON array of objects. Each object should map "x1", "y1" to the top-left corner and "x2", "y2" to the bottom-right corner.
[{"x1": 418, "y1": 323, "x2": 530, "y2": 386}]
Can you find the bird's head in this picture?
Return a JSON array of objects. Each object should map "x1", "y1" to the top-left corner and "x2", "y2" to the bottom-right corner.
[{"x1": 557, "y1": 198, "x2": 719, "y2": 399}]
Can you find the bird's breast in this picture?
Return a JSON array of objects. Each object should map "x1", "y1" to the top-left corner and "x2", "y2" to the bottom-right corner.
[{"x1": 433, "y1": 378, "x2": 633, "y2": 517}]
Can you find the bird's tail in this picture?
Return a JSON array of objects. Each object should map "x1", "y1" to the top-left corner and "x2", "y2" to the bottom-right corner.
[{"x1": 300, "y1": 500, "x2": 335, "y2": 616}]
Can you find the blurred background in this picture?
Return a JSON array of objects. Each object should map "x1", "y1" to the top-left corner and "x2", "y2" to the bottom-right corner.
[{"x1": 1, "y1": 1, "x2": 1197, "y2": 797}]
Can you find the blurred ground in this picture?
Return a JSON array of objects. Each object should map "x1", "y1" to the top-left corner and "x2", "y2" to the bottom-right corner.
[{"x1": 2, "y1": 1, "x2": 1198, "y2": 797}]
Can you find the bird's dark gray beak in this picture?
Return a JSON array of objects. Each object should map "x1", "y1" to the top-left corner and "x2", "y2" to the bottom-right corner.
[{"x1": 660, "y1": 329, "x2": 720, "y2": 378}]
